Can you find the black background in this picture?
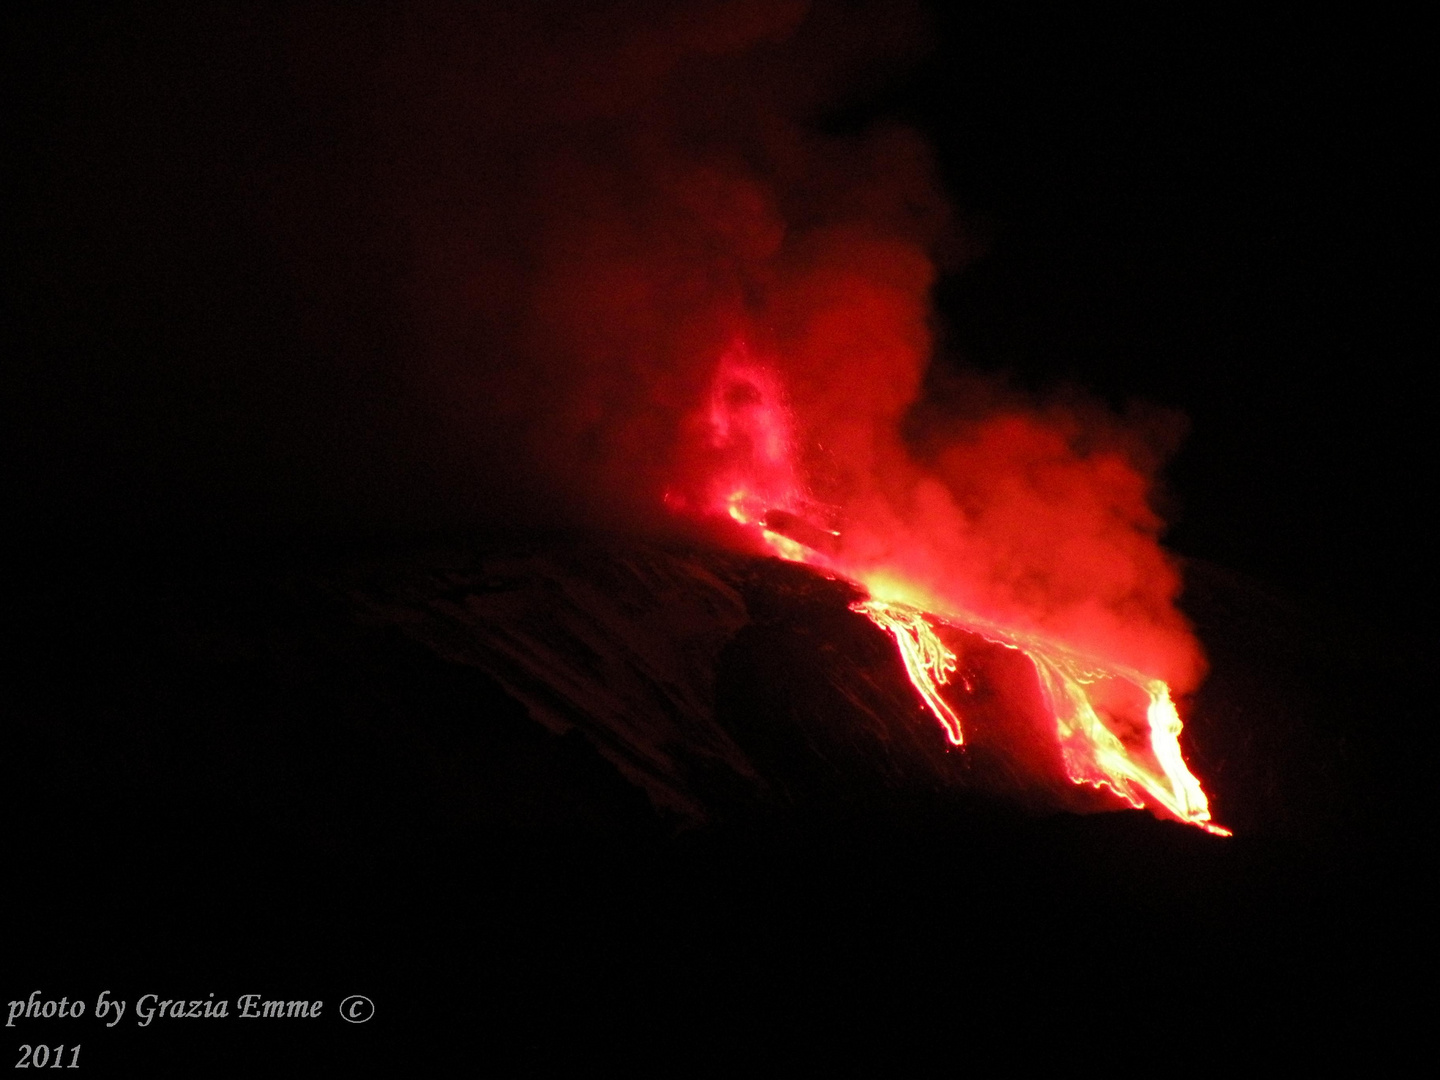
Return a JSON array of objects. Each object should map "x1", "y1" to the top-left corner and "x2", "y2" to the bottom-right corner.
[{"x1": 4, "y1": 2, "x2": 1430, "y2": 1070}]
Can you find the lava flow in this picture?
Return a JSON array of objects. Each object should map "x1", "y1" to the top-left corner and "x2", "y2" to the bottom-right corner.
[{"x1": 674, "y1": 339, "x2": 1228, "y2": 836}]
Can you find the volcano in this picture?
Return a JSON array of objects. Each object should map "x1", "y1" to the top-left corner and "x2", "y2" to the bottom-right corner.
[
  {"x1": 6, "y1": 533, "x2": 1402, "y2": 1069},
  {"x1": 6, "y1": 0, "x2": 1427, "y2": 1069},
  {"x1": 347, "y1": 537, "x2": 1214, "y2": 827}
]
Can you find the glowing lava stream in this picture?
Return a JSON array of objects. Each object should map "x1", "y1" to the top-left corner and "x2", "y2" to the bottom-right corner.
[
  {"x1": 855, "y1": 594, "x2": 1227, "y2": 835},
  {"x1": 851, "y1": 600, "x2": 965, "y2": 746},
  {"x1": 850, "y1": 573, "x2": 1223, "y2": 836},
  {"x1": 731, "y1": 503, "x2": 1227, "y2": 836},
  {"x1": 693, "y1": 341, "x2": 1228, "y2": 836}
]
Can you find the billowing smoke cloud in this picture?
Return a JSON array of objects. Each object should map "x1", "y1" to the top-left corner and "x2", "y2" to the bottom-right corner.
[
  {"x1": 269, "y1": 0, "x2": 1203, "y2": 687},
  {"x1": 283, "y1": 0, "x2": 941, "y2": 527}
]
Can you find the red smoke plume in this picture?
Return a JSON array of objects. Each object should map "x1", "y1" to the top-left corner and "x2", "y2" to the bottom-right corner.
[{"x1": 281, "y1": 0, "x2": 1203, "y2": 692}]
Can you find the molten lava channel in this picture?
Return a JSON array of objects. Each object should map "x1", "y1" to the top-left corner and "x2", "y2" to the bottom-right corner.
[
  {"x1": 852, "y1": 596, "x2": 1227, "y2": 835},
  {"x1": 676, "y1": 340, "x2": 1228, "y2": 836}
]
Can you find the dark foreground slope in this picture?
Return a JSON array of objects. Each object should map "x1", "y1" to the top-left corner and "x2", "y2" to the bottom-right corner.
[{"x1": 4, "y1": 538, "x2": 1421, "y2": 1071}]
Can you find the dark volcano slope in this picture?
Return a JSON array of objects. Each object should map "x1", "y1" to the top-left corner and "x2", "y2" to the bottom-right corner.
[{"x1": 4, "y1": 539, "x2": 1413, "y2": 1068}]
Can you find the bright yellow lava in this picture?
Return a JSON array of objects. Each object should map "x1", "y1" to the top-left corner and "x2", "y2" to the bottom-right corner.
[
  {"x1": 695, "y1": 344, "x2": 1226, "y2": 835},
  {"x1": 850, "y1": 597, "x2": 1228, "y2": 836}
]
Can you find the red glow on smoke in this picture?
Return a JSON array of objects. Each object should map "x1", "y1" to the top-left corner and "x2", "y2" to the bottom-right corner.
[
  {"x1": 704, "y1": 341, "x2": 803, "y2": 528},
  {"x1": 670, "y1": 326, "x2": 1224, "y2": 835},
  {"x1": 285, "y1": 2, "x2": 1226, "y2": 832}
]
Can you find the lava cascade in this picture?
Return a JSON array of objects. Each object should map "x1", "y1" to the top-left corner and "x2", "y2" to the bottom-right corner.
[
  {"x1": 283, "y1": 1, "x2": 1227, "y2": 834},
  {"x1": 672, "y1": 338, "x2": 1226, "y2": 835}
]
